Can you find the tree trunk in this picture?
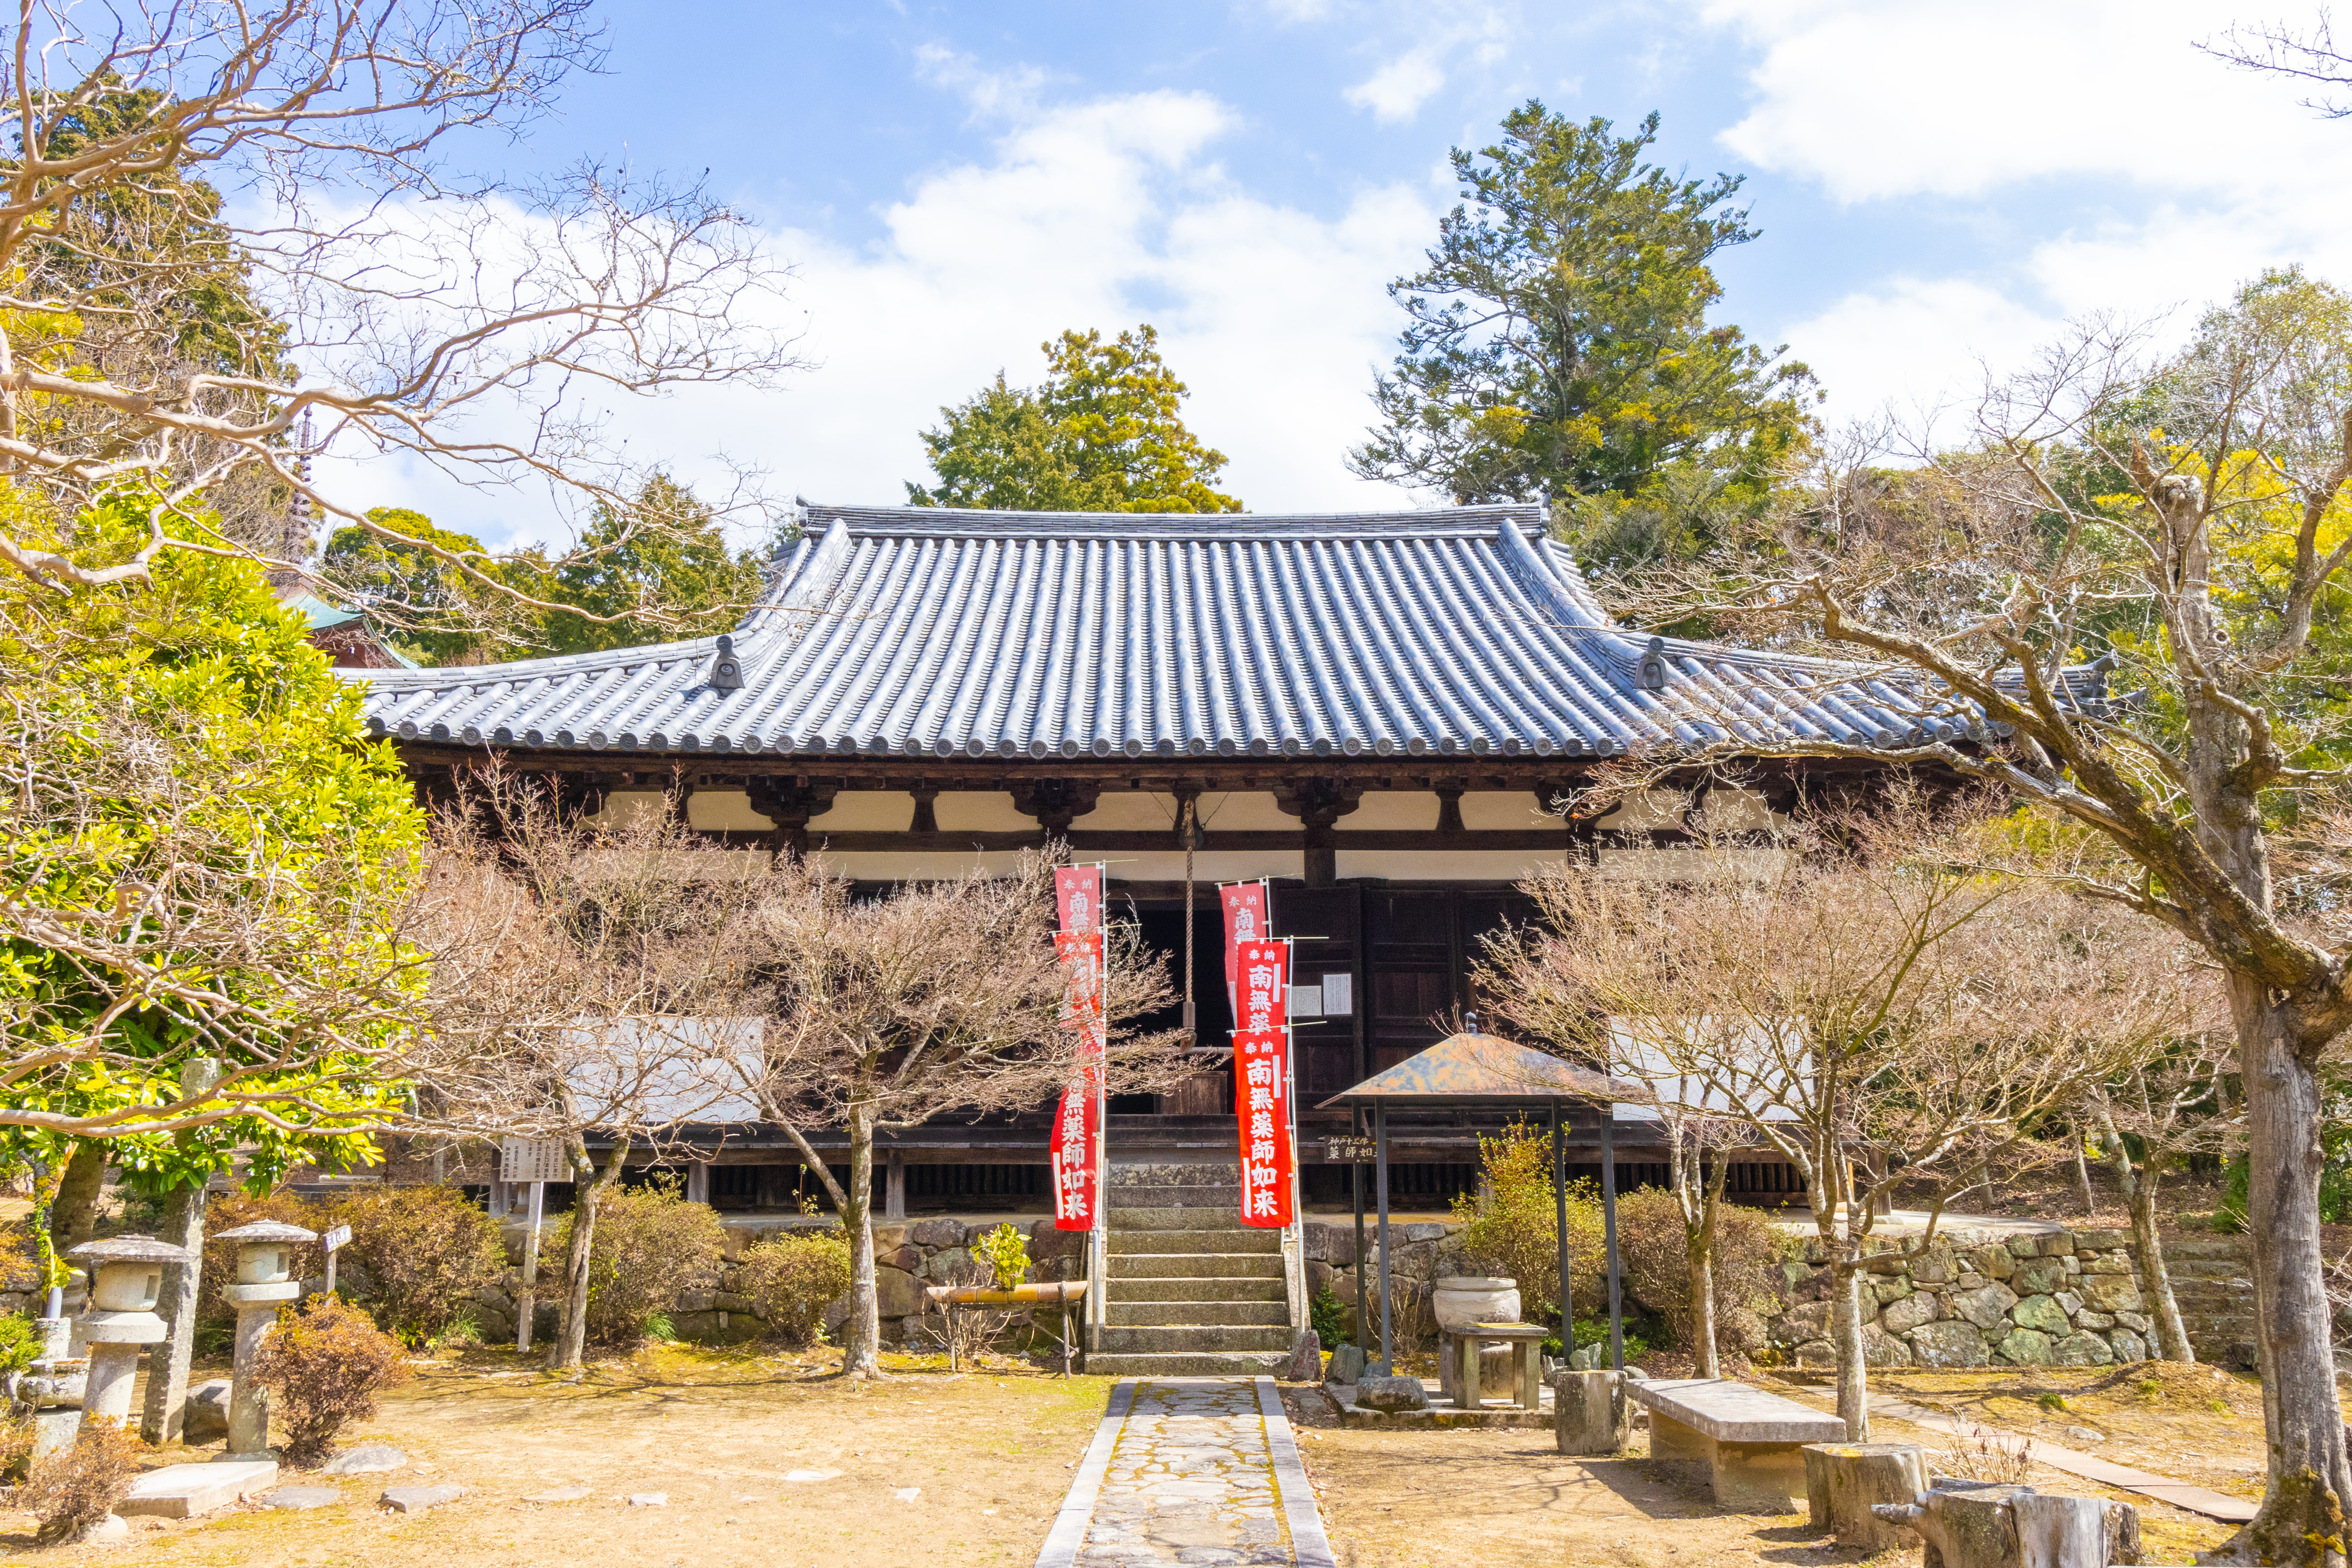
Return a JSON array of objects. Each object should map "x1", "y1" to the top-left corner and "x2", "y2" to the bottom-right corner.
[
  {"x1": 2219, "y1": 988, "x2": 2351, "y2": 1565},
  {"x1": 2126, "y1": 1159, "x2": 2193, "y2": 1364},
  {"x1": 1685, "y1": 1145, "x2": 1731, "y2": 1379},
  {"x1": 839, "y1": 1102, "x2": 883, "y2": 1378},
  {"x1": 1831, "y1": 1259, "x2": 1870, "y2": 1440},
  {"x1": 138, "y1": 1183, "x2": 206, "y2": 1444},
  {"x1": 546, "y1": 1136, "x2": 628, "y2": 1372},
  {"x1": 2071, "y1": 1135, "x2": 2097, "y2": 1218},
  {"x1": 48, "y1": 1143, "x2": 105, "y2": 1258}
]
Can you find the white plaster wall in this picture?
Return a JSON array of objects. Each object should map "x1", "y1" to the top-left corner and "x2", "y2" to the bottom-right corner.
[
  {"x1": 687, "y1": 790, "x2": 774, "y2": 832},
  {"x1": 590, "y1": 790, "x2": 667, "y2": 830},
  {"x1": 1594, "y1": 845, "x2": 1789, "y2": 881},
  {"x1": 1072, "y1": 792, "x2": 1179, "y2": 831},
  {"x1": 1344, "y1": 792, "x2": 1437, "y2": 830},
  {"x1": 1459, "y1": 792, "x2": 1558, "y2": 830},
  {"x1": 808, "y1": 851, "x2": 1036, "y2": 881},
  {"x1": 807, "y1": 791, "x2": 917, "y2": 831},
  {"x1": 1106, "y1": 850, "x2": 1303, "y2": 883},
  {"x1": 934, "y1": 792, "x2": 1033, "y2": 831},
  {"x1": 1195, "y1": 792, "x2": 1292, "y2": 832},
  {"x1": 1333, "y1": 849, "x2": 1573, "y2": 882}
]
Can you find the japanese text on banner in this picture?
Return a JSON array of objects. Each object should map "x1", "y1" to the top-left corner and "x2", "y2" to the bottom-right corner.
[
  {"x1": 1054, "y1": 929, "x2": 1105, "y2": 1032},
  {"x1": 1231, "y1": 938, "x2": 1294, "y2": 1228},
  {"x1": 1049, "y1": 1024, "x2": 1103, "y2": 1230},
  {"x1": 1055, "y1": 865, "x2": 1104, "y2": 934},
  {"x1": 1219, "y1": 881, "x2": 1268, "y2": 1015}
]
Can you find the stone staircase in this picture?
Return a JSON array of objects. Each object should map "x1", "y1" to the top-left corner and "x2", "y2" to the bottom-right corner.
[
  {"x1": 1088, "y1": 1162, "x2": 1294, "y2": 1377},
  {"x1": 2157, "y1": 1236, "x2": 2259, "y2": 1366}
]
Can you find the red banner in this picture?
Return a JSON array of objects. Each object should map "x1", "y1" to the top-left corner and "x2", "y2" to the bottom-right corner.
[
  {"x1": 1050, "y1": 1033, "x2": 1101, "y2": 1229},
  {"x1": 1219, "y1": 881, "x2": 1269, "y2": 1015},
  {"x1": 1054, "y1": 929, "x2": 1105, "y2": 1031},
  {"x1": 1231, "y1": 938, "x2": 1294, "y2": 1228},
  {"x1": 1051, "y1": 865, "x2": 1108, "y2": 1232},
  {"x1": 1056, "y1": 864, "x2": 1104, "y2": 933}
]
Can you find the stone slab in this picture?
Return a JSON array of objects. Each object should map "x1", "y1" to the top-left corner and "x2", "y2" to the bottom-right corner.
[
  {"x1": 380, "y1": 1484, "x2": 464, "y2": 1513},
  {"x1": 1626, "y1": 1378, "x2": 1847, "y2": 1444},
  {"x1": 122, "y1": 1459, "x2": 280, "y2": 1519},
  {"x1": 324, "y1": 1443, "x2": 408, "y2": 1475},
  {"x1": 262, "y1": 1486, "x2": 343, "y2": 1510},
  {"x1": 523, "y1": 1486, "x2": 592, "y2": 1503}
]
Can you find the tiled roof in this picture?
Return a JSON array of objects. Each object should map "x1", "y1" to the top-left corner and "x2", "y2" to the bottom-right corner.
[{"x1": 350, "y1": 502, "x2": 2040, "y2": 759}]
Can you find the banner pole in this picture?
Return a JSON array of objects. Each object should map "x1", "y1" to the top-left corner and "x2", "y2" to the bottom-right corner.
[
  {"x1": 1092, "y1": 861, "x2": 1108, "y2": 1348},
  {"x1": 1283, "y1": 934, "x2": 1305, "y2": 1335}
]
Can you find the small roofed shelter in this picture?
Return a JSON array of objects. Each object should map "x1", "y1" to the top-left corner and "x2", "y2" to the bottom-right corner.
[{"x1": 1320, "y1": 1016, "x2": 1630, "y2": 1378}]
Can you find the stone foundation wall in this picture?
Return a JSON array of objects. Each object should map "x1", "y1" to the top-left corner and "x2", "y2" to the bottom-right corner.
[
  {"x1": 1765, "y1": 1227, "x2": 2257, "y2": 1369},
  {"x1": 1300, "y1": 1217, "x2": 1469, "y2": 1342}
]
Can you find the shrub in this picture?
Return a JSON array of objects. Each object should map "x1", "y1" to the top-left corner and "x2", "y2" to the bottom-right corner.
[
  {"x1": 546, "y1": 1175, "x2": 725, "y2": 1344},
  {"x1": 0, "y1": 1312, "x2": 45, "y2": 1381},
  {"x1": 22, "y1": 1417, "x2": 141, "y2": 1544},
  {"x1": 1612, "y1": 1188, "x2": 1789, "y2": 1351},
  {"x1": 329, "y1": 1184, "x2": 507, "y2": 1345},
  {"x1": 1309, "y1": 1284, "x2": 1350, "y2": 1348},
  {"x1": 972, "y1": 1222, "x2": 1029, "y2": 1290},
  {"x1": 736, "y1": 1231, "x2": 852, "y2": 1346},
  {"x1": 250, "y1": 1295, "x2": 411, "y2": 1465},
  {"x1": 1449, "y1": 1122, "x2": 1609, "y2": 1321}
]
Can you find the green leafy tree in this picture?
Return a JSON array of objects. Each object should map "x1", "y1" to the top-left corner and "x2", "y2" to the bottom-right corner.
[
  {"x1": 1348, "y1": 104, "x2": 1814, "y2": 534},
  {"x1": 908, "y1": 326, "x2": 1243, "y2": 513},
  {"x1": 539, "y1": 474, "x2": 766, "y2": 655},
  {"x1": 321, "y1": 508, "x2": 547, "y2": 666}
]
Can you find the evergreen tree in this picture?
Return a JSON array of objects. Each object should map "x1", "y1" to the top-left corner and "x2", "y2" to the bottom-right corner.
[
  {"x1": 1349, "y1": 104, "x2": 1814, "y2": 545},
  {"x1": 539, "y1": 473, "x2": 765, "y2": 655},
  {"x1": 909, "y1": 326, "x2": 1243, "y2": 513}
]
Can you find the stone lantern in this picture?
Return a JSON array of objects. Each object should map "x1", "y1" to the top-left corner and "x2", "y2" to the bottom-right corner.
[
  {"x1": 211, "y1": 1221, "x2": 315, "y2": 1458},
  {"x1": 63, "y1": 1236, "x2": 190, "y2": 1426}
]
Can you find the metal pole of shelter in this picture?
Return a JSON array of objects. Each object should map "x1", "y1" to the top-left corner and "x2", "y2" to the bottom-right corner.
[
  {"x1": 517, "y1": 1179, "x2": 544, "y2": 1353},
  {"x1": 1375, "y1": 1102, "x2": 1393, "y2": 1377},
  {"x1": 1601, "y1": 1101, "x2": 1623, "y2": 1371},
  {"x1": 1351, "y1": 1104, "x2": 1369, "y2": 1357},
  {"x1": 1551, "y1": 1100, "x2": 1568, "y2": 1365}
]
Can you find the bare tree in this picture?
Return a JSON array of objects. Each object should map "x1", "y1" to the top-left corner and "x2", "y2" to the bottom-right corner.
[
  {"x1": 731, "y1": 858, "x2": 1182, "y2": 1380},
  {"x1": 1594, "y1": 268, "x2": 2352, "y2": 1557},
  {"x1": 1494, "y1": 807, "x2": 2180, "y2": 1438},
  {"x1": 2080, "y1": 1013, "x2": 2239, "y2": 1364},
  {"x1": 0, "y1": 1, "x2": 798, "y2": 641},
  {"x1": 409, "y1": 772, "x2": 772, "y2": 1371}
]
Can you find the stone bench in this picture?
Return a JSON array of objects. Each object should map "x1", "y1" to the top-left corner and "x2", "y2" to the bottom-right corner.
[{"x1": 1627, "y1": 1378, "x2": 1848, "y2": 1511}]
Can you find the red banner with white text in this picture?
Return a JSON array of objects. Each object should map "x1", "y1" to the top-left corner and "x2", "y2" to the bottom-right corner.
[
  {"x1": 1051, "y1": 865, "x2": 1108, "y2": 1232},
  {"x1": 1219, "y1": 881, "x2": 1269, "y2": 1016},
  {"x1": 1231, "y1": 937, "x2": 1295, "y2": 1228}
]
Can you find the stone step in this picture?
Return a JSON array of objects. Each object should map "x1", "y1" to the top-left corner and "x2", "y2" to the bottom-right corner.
[
  {"x1": 1098, "y1": 1324, "x2": 1293, "y2": 1354},
  {"x1": 1107, "y1": 1204, "x2": 1253, "y2": 1231},
  {"x1": 1110, "y1": 1227, "x2": 1280, "y2": 1256},
  {"x1": 1109, "y1": 1163, "x2": 1243, "y2": 1189},
  {"x1": 1086, "y1": 1350, "x2": 1287, "y2": 1378},
  {"x1": 1108, "y1": 1300, "x2": 1289, "y2": 1327},
  {"x1": 1107, "y1": 1186, "x2": 1243, "y2": 1211},
  {"x1": 2159, "y1": 1238, "x2": 2249, "y2": 1260},
  {"x1": 1108, "y1": 1276, "x2": 1289, "y2": 1304},
  {"x1": 1110, "y1": 1252, "x2": 1285, "y2": 1280}
]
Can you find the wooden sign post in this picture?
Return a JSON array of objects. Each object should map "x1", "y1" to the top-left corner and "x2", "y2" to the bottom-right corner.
[
  {"x1": 320, "y1": 1224, "x2": 352, "y2": 1295},
  {"x1": 500, "y1": 1138, "x2": 566, "y2": 1353}
]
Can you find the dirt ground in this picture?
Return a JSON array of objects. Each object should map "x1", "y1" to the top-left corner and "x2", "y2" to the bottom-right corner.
[
  {"x1": 8, "y1": 1348, "x2": 2278, "y2": 1567},
  {"x1": 27, "y1": 1345, "x2": 1108, "y2": 1567},
  {"x1": 1283, "y1": 1362, "x2": 2261, "y2": 1568}
]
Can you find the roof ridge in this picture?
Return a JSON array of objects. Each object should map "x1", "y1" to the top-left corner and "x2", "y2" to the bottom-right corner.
[{"x1": 799, "y1": 501, "x2": 1545, "y2": 539}]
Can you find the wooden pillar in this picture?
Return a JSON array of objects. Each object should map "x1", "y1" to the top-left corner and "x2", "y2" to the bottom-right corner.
[
  {"x1": 685, "y1": 1161, "x2": 710, "y2": 1206},
  {"x1": 885, "y1": 1152, "x2": 907, "y2": 1221}
]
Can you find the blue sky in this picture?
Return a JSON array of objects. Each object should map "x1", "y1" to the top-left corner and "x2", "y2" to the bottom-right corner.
[{"x1": 332, "y1": 0, "x2": 2341, "y2": 547}]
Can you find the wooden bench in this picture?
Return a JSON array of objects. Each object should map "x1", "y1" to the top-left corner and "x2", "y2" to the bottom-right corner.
[
  {"x1": 1626, "y1": 1378, "x2": 1848, "y2": 1511},
  {"x1": 1438, "y1": 1321, "x2": 1546, "y2": 1411}
]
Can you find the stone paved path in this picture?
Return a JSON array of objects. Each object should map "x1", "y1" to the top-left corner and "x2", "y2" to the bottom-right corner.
[{"x1": 1038, "y1": 1377, "x2": 1334, "y2": 1568}]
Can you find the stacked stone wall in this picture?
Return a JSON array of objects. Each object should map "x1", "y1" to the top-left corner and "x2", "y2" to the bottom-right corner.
[{"x1": 1765, "y1": 1227, "x2": 2257, "y2": 1369}]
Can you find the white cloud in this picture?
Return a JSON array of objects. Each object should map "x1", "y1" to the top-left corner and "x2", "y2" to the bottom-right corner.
[
  {"x1": 327, "y1": 86, "x2": 1436, "y2": 549},
  {"x1": 1696, "y1": 1, "x2": 2352, "y2": 417},
  {"x1": 1777, "y1": 277, "x2": 2061, "y2": 428},
  {"x1": 1345, "y1": 53, "x2": 1447, "y2": 123}
]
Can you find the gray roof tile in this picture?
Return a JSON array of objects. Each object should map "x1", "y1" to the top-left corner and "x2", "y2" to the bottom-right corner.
[{"x1": 349, "y1": 503, "x2": 2022, "y2": 758}]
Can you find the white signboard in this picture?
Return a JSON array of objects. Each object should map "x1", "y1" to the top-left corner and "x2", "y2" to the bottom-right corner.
[
  {"x1": 321, "y1": 1224, "x2": 352, "y2": 1252},
  {"x1": 1320, "y1": 973, "x2": 1353, "y2": 1016},
  {"x1": 1287, "y1": 984, "x2": 1324, "y2": 1019},
  {"x1": 500, "y1": 1137, "x2": 568, "y2": 1185}
]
